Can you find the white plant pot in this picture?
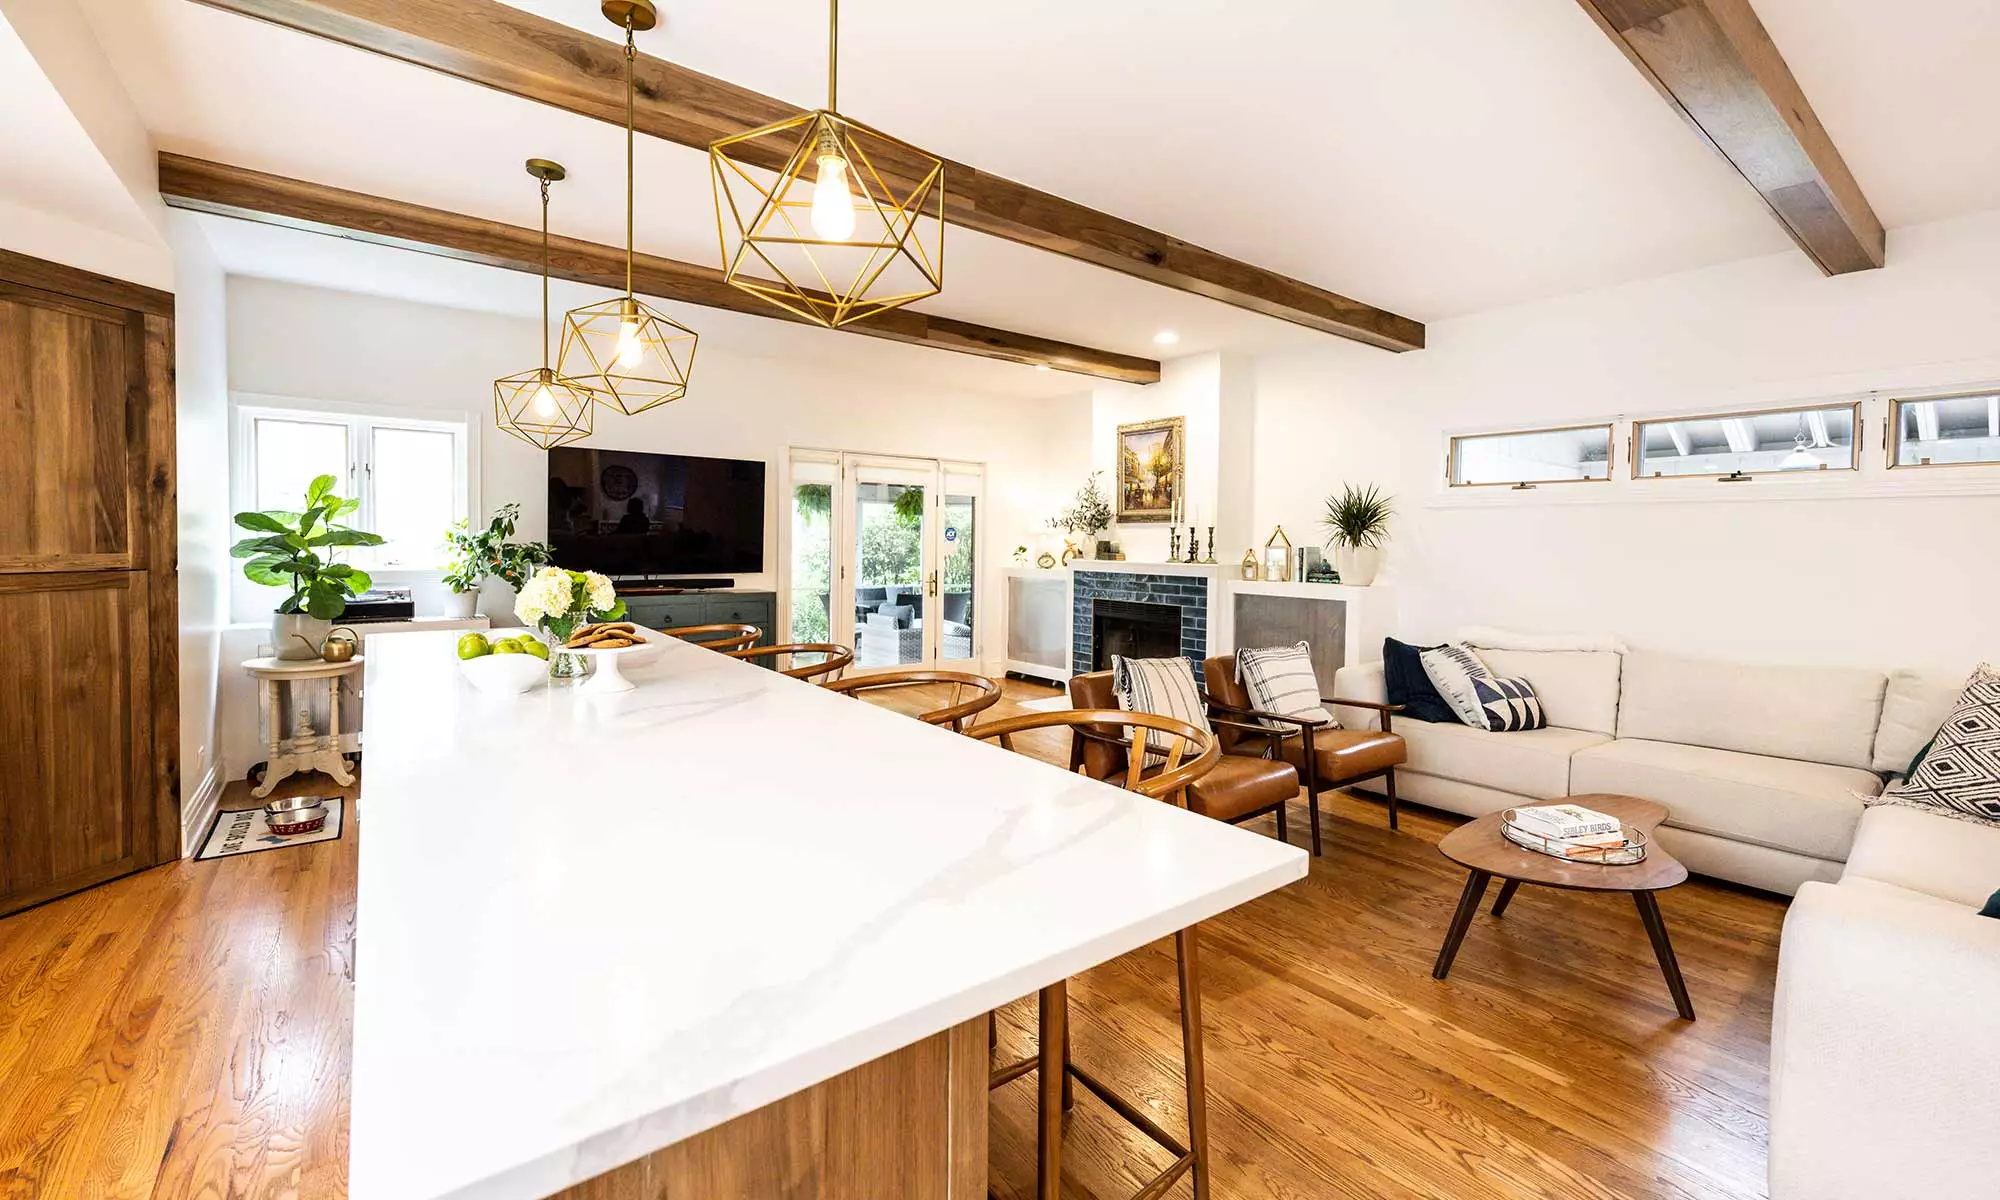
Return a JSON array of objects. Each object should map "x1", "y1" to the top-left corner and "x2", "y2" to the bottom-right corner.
[
  {"x1": 443, "y1": 589, "x2": 479, "y2": 620},
  {"x1": 273, "y1": 612, "x2": 332, "y2": 660},
  {"x1": 1334, "y1": 545, "x2": 1382, "y2": 587}
]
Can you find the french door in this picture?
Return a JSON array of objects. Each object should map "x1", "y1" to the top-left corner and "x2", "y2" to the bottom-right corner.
[{"x1": 783, "y1": 450, "x2": 983, "y2": 674}]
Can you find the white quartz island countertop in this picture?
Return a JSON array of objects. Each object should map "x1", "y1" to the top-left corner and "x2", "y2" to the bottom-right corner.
[{"x1": 352, "y1": 631, "x2": 1308, "y2": 1200}]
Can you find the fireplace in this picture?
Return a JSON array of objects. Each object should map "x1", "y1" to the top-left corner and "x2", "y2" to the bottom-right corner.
[{"x1": 1092, "y1": 599, "x2": 1182, "y2": 670}]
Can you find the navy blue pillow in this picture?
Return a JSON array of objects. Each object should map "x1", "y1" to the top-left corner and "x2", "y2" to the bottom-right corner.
[
  {"x1": 1383, "y1": 637, "x2": 1457, "y2": 723},
  {"x1": 1981, "y1": 888, "x2": 2000, "y2": 920}
]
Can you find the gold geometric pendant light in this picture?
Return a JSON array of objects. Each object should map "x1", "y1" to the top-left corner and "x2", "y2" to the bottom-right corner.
[
  {"x1": 709, "y1": 0, "x2": 944, "y2": 328},
  {"x1": 559, "y1": 0, "x2": 699, "y2": 416},
  {"x1": 495, "y1": 159, "x2": 596, "y2": 450}
]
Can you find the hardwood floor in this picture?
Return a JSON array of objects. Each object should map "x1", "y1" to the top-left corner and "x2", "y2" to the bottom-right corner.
[{"x1": 0, "y1": 679, "x2": 1783, "y2": 1199}]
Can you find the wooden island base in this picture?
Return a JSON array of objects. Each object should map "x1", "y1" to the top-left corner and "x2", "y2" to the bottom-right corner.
[{"x1": 554, "y1": 1017, "x2": 990, "y2": 1199}]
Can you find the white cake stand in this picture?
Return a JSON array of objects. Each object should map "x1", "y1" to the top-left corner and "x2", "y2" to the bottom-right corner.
[{"x1": 565, "y1": 626, "x2": 667, "y2": 693}]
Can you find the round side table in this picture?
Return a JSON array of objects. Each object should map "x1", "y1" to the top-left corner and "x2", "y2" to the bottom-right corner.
[{"x1": 242, "y1": 655, "x2": 364, "y2": 798}]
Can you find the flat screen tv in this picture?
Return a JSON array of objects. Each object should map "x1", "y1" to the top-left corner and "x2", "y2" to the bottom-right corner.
[{"x1": 546, "y1": 448, "x2": 766, "y2": 577}]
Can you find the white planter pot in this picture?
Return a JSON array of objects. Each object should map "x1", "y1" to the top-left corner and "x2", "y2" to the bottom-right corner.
[
  {"x1": 273, "y1": 612, "x2": 332, "y2": 660},
  {"x1": 1334, "y1": 545, "x2": 1382, "y2": 587},
  {"x1": 443, "y1": 589, "x2": 479, "y2": 620}
]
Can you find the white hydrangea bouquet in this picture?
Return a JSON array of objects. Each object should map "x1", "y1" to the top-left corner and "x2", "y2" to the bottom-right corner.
[{"x1": 514, "y1": 566, "x2": 627, "y2": 678}]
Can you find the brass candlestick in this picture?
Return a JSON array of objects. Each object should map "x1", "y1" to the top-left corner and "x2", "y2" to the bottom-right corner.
[
  {"x1": 1168, "y1": 527, "x2": 1182, "y2": 561},
  {"x1": 1204, "y1": 527, "x2": 1217, "y2": 564}
]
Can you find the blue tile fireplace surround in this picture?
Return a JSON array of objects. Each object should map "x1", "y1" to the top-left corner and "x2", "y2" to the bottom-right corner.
[{"x1": 1071, "y1": 570, "x2": 1209, "y2": 675}]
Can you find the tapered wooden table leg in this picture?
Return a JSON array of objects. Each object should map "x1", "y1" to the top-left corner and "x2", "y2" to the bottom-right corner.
[
  {"x1": 1490, "y1": 878, "x2": 1522, "y2": 917},
  {"x1": 1634, "y1": 891, "x2": 1696, "y2": 1020},
  {"x1": 1432, "y1": 869, "x2": 1491, "y2": 980},
  {"x1": 1176, "y1": 925, "x2": 1211, "y2": 1200},
  {"x1": 1037, "y1": 980, "x2": 1067, "y2": 1200}
]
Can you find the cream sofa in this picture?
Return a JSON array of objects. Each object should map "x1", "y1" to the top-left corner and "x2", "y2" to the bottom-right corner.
[
  {"x1": 1331, "y1": 647, "x2": 1966, "y2": 896},
  {"x1": 1766, "y1": 805, "x2": 2000, "y2": 1198}
]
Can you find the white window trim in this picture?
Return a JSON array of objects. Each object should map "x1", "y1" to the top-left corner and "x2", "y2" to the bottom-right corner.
[{"x1": 229, "y1": 392, "x2": 476, "y2": 617}]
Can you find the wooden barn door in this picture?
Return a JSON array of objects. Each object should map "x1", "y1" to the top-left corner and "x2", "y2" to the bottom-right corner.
[{"x1": 0, "y1": 251, "x2": 179, "y2": 916}]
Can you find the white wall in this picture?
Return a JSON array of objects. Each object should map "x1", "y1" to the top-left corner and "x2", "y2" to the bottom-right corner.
[
  {"x1": 170, "y1": 214, "x2": 230, "y2": 849},
  {"x1": 1251, "y1": 209, "x2": 2000, "y2": 674}
]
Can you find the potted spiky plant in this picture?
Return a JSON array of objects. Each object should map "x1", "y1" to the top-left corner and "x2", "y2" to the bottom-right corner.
[{"x1": 1321, "y1": 484, "x2": 1393, "y2": 586}]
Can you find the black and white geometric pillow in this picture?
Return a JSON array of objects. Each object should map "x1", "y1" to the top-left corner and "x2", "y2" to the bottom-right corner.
[
  {"x1": 1471, "y1": 675, "x2": 1547, "y2": 732},
  {"x1": 1871, "y1": 663, "x2": 2000, "y2": 829},
  {"x1": 1419, "y1": 642, "x2": 1497, "y2": 728}
]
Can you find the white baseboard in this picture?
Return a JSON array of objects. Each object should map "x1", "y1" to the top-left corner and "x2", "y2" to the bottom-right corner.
[{"x1": 181, "y1": 764, "x2": 223, "y2": 859}]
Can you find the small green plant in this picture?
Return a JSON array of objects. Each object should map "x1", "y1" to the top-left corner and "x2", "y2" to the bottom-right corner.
[
  {"x1": 893, "y1": 484, "x2": 926, "y2": 529},
  {"x1": 1321, "y1": 483, "x2": 1394, "y2": 549},
  {"x1": 1051, "y1": 471, "x2": 1113, "y2": 540},
  {"x1": 231, "y1": 473, "x2": 385, "y2": 619},
  {"x1": 441, "y1": 503, "x2": 553, "y2": 593}
]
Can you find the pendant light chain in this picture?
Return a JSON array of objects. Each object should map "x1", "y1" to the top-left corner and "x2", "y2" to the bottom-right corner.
[
  {"x1": 540, "y1": 174, "x2": 553, "y2": 370},
  {"x1": 827, "y1": 0, "x2": 838, "y2": 112},
  {"x1": 624, "y1": 19, "x2": 637, "y2": 300}
]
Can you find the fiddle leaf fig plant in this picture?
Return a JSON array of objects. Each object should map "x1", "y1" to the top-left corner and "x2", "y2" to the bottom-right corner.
[{"x1": 231, "y1": 473, "x2": 385, "y2": 620}]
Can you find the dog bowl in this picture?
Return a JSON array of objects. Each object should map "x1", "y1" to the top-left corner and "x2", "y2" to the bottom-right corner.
[{"x1": 264, "y1": 796, "x2": 328, "y2": 836}]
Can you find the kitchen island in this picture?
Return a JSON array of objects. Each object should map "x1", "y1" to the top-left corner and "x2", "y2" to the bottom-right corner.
[{"x1": 354, "y1": 631, "x2": 1307, "y2": 1199}]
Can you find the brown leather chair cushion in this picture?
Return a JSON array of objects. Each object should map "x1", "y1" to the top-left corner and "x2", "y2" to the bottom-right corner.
[
  {"x1": 1188, "y1": 755, "x2": 1299, "y2": 822},
  {"x1": 1279, "y1": 727, "x2": 1407, "y2": 783}
]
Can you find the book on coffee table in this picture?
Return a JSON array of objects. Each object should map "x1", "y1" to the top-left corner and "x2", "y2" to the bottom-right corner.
[{"x1": 1510, "y1": 803, "x2": 1622, "y2": 841}]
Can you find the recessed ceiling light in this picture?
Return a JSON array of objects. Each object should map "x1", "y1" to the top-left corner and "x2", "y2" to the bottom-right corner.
[
  {"x1": 1034, "y1": 364, "x2": 1052, "y2": 372},
  {"x1": 1153, "y1": 330, "x2": 1180, "y2": 346}
]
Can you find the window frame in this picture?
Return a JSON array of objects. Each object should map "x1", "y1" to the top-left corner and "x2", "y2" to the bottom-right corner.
[
  {"x1": 1629, "y1": 400, "x2": 1862, "y2": 482},
  {"x1": 1885, "y1": 390, "x2": 2000, "y2": 472},
  {"x1": 230, "y1": 395, "x2": 474, "y2": 579},
  {"x1": 1445, "y1": 422, "x2": 1616, "y2": 489}
]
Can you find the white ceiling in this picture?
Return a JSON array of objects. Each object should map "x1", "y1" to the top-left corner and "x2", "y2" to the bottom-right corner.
[{"x1": 55, "y1": 0, "x2": 2000, "y2": 377}]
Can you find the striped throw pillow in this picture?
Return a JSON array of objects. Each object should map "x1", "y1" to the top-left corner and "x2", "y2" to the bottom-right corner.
[
  {"x1": 1113, "y1": 656, "x2": 1211, "y2": 763},
  {"x1": 1420, "y1": 642, "x2": 1497, "y2": 728},
  {"x1": 1236, "y1": 641, "x2": 1335, "y2": 730}
]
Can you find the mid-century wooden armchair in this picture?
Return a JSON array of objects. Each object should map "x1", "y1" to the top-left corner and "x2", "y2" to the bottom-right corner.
[{"x1": 1203, "y1": 655, "x2": 1407, "y2": 854}]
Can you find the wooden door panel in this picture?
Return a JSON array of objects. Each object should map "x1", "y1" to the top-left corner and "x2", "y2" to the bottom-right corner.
[
  {"x1": 0, "y1": 289, "x2": 135, "y2": 571},
  {"x1": 0, "y1": 572, "x2": 149, "y2": 915}
]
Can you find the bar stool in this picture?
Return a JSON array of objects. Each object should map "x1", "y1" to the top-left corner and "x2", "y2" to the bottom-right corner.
[
  {"x1": 660, "y1": 623, "x2": 761, "y2": 652},
  {"x1": 821, "y1": 669, "x2": 1003, "y2": 733},
  {"x1": 967, "y1": 708, "x2": 1221, "y2": 1200},
  {"x1": 726, "y1": 642, "x2": 854, "y2": 681}
]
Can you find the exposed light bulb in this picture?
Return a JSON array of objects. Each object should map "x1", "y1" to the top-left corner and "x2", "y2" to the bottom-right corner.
[
  {"x1": 616, "y1": 317, "x2": 645, "y2": 368},
  {"x1": 532, "y1": 381, "x2": 558, "y2": 419},
  {"x1": 811, "y1": 150, "x2": 857, "y2": 242}
]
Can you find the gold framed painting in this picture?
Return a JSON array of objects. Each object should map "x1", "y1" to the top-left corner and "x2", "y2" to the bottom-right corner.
[{"x1": 1115, "y1": 417, "x2": 1184, "y2": 524}]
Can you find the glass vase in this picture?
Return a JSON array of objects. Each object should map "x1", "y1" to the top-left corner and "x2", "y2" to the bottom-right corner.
[{"x1": 542, "y1": 628, "x2": 587, "y2": 682}]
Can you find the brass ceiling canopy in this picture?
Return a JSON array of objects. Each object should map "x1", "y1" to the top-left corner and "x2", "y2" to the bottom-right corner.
[
  {"x1": 559, "y1": 0, "x2": 698, "y2": 416},
  {"x1": 709, "y1": 0, "x2": 944, "y2": 329},
  {"x1": 495, "y1": 159, "x2": 595, "y2": 450}
]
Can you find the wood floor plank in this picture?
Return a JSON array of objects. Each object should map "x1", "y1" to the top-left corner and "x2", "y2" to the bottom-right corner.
[{"x1": 0, "y1": 679, "x2": 1782, "y2": 1198}]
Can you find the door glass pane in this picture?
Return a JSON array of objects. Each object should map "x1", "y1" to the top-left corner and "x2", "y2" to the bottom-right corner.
[
  {"x1": 371, "y1": 425, "x2": 459, "y2": 567},
  {"x1": 940, "y1": 494, "x2": 975, "y2": 662},
  {"x1": 1449, "y1": 425, "x2": 1612, "y2": 486},
  {"x1": 1892, "y1": 393, "x2": 2000, "y2": 468},
  {"x1": 253, "y1": 416, "x2": 348, "y2": 512},
  {"x1": 789, "y1": 482, "x2": 832, "y2": 642},
  {"x1": 1635, "y1": 404, "x2": 1857, "y2": 478},
  {"x1": 853, "y1": 480, "x2": 927, "y2": 669}
]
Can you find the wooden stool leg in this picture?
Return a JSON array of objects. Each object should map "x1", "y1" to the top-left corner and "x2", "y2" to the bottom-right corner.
[
  {"x1": 1061, "y1": 992, "x2": 1074, "y2": 1112},
  {"x1": 1176, "y1": 925, "x2": 1211, "y2": 1200},
  {"x1": 1037, "y1": 980, "x2": 1066, "y2": 1200}
]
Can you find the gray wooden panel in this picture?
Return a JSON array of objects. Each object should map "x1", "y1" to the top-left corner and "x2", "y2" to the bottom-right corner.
[{"x1": 1232, "y1": 594, "x2": 1348, "y2": 696}]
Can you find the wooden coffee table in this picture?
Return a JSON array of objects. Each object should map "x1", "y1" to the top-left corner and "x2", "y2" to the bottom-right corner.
[{"x1": 1431, "y1": 793, "x2": 1695, "y2": 1020}]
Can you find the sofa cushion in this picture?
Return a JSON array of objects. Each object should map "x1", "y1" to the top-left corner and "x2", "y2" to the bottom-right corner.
[
  {"x1": 1843, "y1": 803, "x2": 2000, "y2": 909},
  {"x1": 1396, "y1": 719, "x2": 1609, "y2": 800},
  {"x1": 1615, "y1": 649, "x2": 1886, "y2": 772},
  {"x1": 1873, "y1": 668, "x2": 1968, "y2": 775},
  {"x1": 1570, "y1": 738, "x2": 1876, "y2": 862},
  {"x1": 1479, "y1": 649, "x2": 1622, "y2": 735}
]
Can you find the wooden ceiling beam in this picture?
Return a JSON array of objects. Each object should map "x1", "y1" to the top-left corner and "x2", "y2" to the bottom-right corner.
[
  {"x1": 1576, "y1": 0, "x2": 1885, "y2": 275},
  {"x1": 185, "y1": 0, "x2": 1424, "y2": 352},
  {"x1": 157, "y1": 154, "x2": 1160, "y2": 384}
]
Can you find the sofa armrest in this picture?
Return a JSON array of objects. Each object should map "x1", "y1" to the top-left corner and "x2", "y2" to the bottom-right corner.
[
  {"x1": 1770, "y1": 881, "x2": 2000, "y2": 1200},
  {"x1": 1329, "y1": 663, "x2": 1388, "y2": 731}
]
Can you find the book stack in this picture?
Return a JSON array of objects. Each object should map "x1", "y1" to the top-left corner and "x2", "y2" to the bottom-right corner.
[{"x1": 1504, "y1": 803, "x2": 1634, "y2": 860}]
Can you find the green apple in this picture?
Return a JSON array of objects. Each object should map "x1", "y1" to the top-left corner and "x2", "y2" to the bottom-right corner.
[{"x1": 456, "y1": 633, "x2": 491, "y2": 660}]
